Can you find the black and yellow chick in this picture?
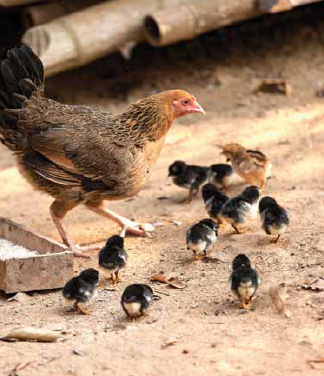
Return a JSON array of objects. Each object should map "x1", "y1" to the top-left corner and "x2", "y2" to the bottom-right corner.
[
  {"x1": 259, "y1": 196, "x2": 289, "y2": 243},
  {"x1": 186, "y1": 218, "x2": 218, "y2": 260},
  {"x1": 62, "y1": 268, "x2": 99, "y2": 315},
  {"x1": 220, "y1": 185, "x2": 260, "y2": 234},
  {"x1": 121, "y1": 284, "x2": 154, "y2": 318},
  {"x1": 98, "y1": 234, "x2": 127, "y2": 284},
  {"x1": 202, "y1": 183, "x2": 229, "y2": 226},
  {"x1": 230, "y1": 254, "x2": 259, "y2": 310},
  {"x1": 209, "y1": 164, "x2": 234, "y2": 190},
  {"x1": 168, "y1": 160, "x2": 210, "y2": 203}
]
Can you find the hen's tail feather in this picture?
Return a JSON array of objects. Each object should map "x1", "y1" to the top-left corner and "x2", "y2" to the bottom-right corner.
[{"x1": 0, "y1": 44, "x2": 44, "y2": 152}]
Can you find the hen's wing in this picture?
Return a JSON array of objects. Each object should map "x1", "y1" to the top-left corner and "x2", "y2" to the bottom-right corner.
[
  {"x1": 29, "y1": 123, "x2": 134, "y2": 189},
  {"x1": 21, "y1": 99, "x2": 135, "y2": 189}
]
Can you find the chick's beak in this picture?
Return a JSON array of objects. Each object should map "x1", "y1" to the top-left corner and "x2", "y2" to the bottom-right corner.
[{"x1": 191, "y1": 100, "x2": 206, "y2": 115}]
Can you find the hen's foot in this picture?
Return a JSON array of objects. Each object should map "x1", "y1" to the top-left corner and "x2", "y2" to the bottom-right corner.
[
  {"x1": 86, "y1": 203, "x2": 155, "y2": 237},
  {"x1": 69, "y1": 244, "x2": 100, "y2": 258},
  {"x1": 121, "y1": 219, "x2": 155, "y2": 237}
]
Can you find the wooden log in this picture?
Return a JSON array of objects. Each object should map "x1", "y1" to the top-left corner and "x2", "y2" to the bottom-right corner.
[
  {"x1": 0, "y1": 0, "x2": 49, "y2": 7},
  {"x1": 22, "y1": 0, "x2": 102, "y2": 28},
  {"x1": 22, "y1": 0, "x2": 175, "y2": 77}
]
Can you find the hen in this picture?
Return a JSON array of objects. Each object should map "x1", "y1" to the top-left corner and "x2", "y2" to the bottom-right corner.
[{"x1": 0, "y1": 45, "x2": 205, "y2": 257}]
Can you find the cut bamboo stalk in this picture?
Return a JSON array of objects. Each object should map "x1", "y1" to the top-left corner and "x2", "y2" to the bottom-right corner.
[
  {"x1": 22, "y1": 0, "x2": 176, "y2": 77},
  {"x1": 258, "y1": 0, "x2": 322, "y2": 13},
  {"x1": 22, "y1": 0, "x2": 102, "y2": 28},
  {"x1": 144, "y1": 0, "x2": 262, "y2": 47},
  {"x1": 144, "y1": 0, "x2": 323, "y2": 47},
  {"x1": 0, "y1": 0, "x2": 49, "y2": 6}
]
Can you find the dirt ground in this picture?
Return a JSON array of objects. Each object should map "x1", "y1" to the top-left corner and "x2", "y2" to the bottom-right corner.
[{"x1": 1, "y1": 4, "x2": 324, "y2": 376}]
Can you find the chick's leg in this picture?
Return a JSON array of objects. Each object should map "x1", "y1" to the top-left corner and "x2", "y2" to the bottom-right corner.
[
  {"x1": 86, "y1": 201, "x2": 154, "y2": 237},
  {"x1": 231, "y1": 224, "x2": 241, "y2": 234},
  {"x1": 50, "y1": 200, "x2": 94, "y2": 258},
  {"x1": 113, "y1": 270, "x2": 121, "y2": 284},
  {"x1": 75, "y1": 302, "x2": 92, "y2": 315},
  {"x1": 232, "y1": 224, "x2": 248, "y2": 234},
  {"x1": 270, "y1": 235, "x2": 281, "y2": 244}
]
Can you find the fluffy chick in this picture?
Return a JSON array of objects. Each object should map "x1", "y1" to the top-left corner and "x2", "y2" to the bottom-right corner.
[
  {"x1": 98, "y1": 234, "x2": 127, "y2": 284},
  {"x1": 186, "y1": 218, "x2": 218, "y2": 260},
  {"x1": 168, "y1": 161, "x2": 210, "y2": 203},
  {"x1": 62, "y1": 268, "x2": 99, "y2": 315},
  {"x1": 202, "y1": 183, "x2": 229, "y2": 225},
  {"x1": 220, "y1": 143, "x2": 272, "y2": 190},
  {"x1": 220, "y1": 185, "x2": 260, "y2": 234},
  {"x1": 209, "y1": 164, "x2": 234, "y2": 190},
  {"x1": 121, "y1": 284, "x2": 153, "y2": 318},
  {"x1": 259, "y1": 196, "x2": 289, "y2": 243},
  {"x1": 230, "y1": 254, "x2": 259, "y2": 310}
]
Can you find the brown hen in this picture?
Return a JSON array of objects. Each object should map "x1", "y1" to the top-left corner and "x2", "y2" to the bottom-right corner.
[{"x1": 0, "y1": 45, "x2": 205, "y2": 257}]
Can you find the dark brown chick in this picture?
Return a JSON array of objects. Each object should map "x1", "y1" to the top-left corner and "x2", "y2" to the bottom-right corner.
[
  {"x1": 219, "y1": 143, "x2": 272, "y2": 190},
  {"x1": 0, "y1": 45, "x2": 205, "y2": 258}
]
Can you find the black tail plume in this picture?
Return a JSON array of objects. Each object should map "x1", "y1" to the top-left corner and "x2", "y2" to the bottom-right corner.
[{"x1": 0, "y1": 44, "x2": 44, "y2": 152}]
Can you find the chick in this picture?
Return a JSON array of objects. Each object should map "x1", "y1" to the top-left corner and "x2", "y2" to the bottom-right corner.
[
  {"x1": 62, "y1": 268, "x2": 99, "y2": 315},
  {"x1": 168, "y1": 161, "x2": 210, "y2": 203},
  {"x1": 220, "y1": 185, "x2": 260, "y2": 234},
  {"x1": 220, "y1": 143, "x2": 272, "y2": 190},
  {"x1": 259, "y1": 196, "x2": 289, "y2": 243},
  {"x1": 98, "y1": 233, "x2": 127, "y2": 284},
  {"x1": 230, "y1": 254, "x2": 259, "y2": 310},
  {"x1": 209, "y1": 164, "x2": 234, "y2": 190},
  {"x1": 121, "y1": 284, "x2": 154, "y2": 318},
  {"x1": 186, "y1": 218, "x2": 218, "y2": 260},
  {"x1": 202, "y1": 183, "x2": 229, "y2": 226}
]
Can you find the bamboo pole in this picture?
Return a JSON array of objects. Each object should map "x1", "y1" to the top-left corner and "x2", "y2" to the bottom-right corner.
[
  {"x1": 22, "y1": 0, "x2": 102, "y2": 28},
  {"x1": 258, "y1": 0, "x2": 322, "y2": 13},
  {"x1": 144, "y1": 0, "x2": 323, "y2": 47},
  {"x1": 22, "y1": 0, "x2": 174, "y2": 77},
  {"x1": 0, "y1": 0, "x2": 49, "y2": 6},
  {"x1": 144, "y1": 0, "x2": 262, "y2": 47}
]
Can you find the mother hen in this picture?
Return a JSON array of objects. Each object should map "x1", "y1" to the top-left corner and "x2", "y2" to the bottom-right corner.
[{"x1": 0, "y1": 45, "x2": 205, "y2": 257}]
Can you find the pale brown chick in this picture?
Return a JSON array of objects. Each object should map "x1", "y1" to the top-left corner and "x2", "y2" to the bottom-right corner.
[
  {"x1": 219, "y1": 143, "x2": 272, "y2": 190},
  {"x1": 0, "y1": 45, "x2": 205, "y2": 258}
]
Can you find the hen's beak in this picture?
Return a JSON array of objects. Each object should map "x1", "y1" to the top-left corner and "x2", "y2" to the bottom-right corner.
[{"x1": 191, "y1": 100, "x2": 206, "y2": 115}]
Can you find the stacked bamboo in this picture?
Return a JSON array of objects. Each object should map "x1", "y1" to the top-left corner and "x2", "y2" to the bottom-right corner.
[
  {"x1": 1, "y1": 0, "x2": 320, "y2": 76},
  {"x1": 0, "y1": 0, "x2": 47, "y2": 5}
]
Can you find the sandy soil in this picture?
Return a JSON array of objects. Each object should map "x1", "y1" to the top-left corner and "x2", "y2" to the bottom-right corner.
[{"x1": 1, "y1": 5, "x2": 324, "y2": 376}]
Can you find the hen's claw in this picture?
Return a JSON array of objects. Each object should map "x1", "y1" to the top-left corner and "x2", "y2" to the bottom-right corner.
[{"x1": 71, "y1": 244, "x2": 100, "y2": 258}]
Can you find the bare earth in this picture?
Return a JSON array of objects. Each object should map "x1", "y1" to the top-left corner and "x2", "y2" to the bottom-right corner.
[{"x1": 0, "y1": 6, "x2": 324, "y2": 376}]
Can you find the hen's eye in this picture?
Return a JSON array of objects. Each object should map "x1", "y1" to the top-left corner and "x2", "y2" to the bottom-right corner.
[{"x1": 183, "y1": 100, "x2": 190, "y2": 105}]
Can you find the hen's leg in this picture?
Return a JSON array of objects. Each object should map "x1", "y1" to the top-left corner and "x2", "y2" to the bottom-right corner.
[
  {"x1": 86, "y1": 201, "x2": 154, "y2": 237},
  {"x1": 50, "y1": 200, "x2": 94, "y2": 258}
]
